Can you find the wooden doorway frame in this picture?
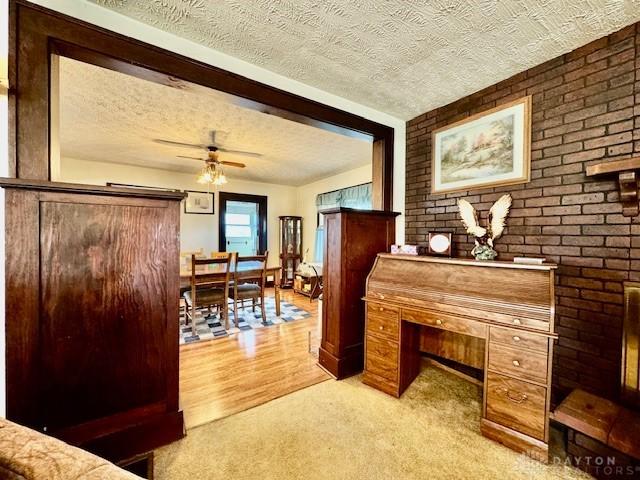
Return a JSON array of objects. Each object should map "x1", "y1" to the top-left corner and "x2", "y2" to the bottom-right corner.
[
  {"x1": 7, "y1": 0, "x2": 395, "y2": 210},
  {"x1": 218, "y1": 192, "x2": 268, "y2": 256}
]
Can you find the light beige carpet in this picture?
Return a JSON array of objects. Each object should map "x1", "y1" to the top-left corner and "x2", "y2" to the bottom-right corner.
[{"x1": 156, "y1": 367, "x2": 591, "y2": 479}]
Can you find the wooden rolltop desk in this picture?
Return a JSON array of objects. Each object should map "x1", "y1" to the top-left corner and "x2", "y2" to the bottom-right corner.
[{"x1": 363, "y1": 254, "x2": 557, "y2": 461}]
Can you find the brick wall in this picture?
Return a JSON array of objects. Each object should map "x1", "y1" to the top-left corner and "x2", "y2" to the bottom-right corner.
[{"x1": 405, "y1": 23, "x2": 640, "y2": 401}]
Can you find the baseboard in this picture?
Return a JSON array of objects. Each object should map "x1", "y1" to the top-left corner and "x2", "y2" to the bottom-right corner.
[
  {"x1": 318, "y1": 347, "x2": 363, "y2": 379},
  {"x1": 481, "y1": 418, "x2": 549, "y2": 463},
  {"x1": 65, "y1": 410, "x2": 185, "y2": 463}
]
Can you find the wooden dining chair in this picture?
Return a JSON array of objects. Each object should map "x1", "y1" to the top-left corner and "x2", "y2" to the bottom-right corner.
[
  {"x1": 229, "y1": 252, "x2": 269, "y2": 326},
  {"x1": 179, "y1": 249, "x2": 206, "y2": 299},
  {"x1": 180, "y1": 248, "x2": 205, "y2": 267},
  {"x1": 183, "y1": 252, "x2": 234, "y2": 334}
]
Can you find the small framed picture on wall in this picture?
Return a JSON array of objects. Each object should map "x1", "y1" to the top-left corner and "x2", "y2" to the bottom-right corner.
[{"x1": 184, "y1": 190, "x2": 215, "y2": 214}]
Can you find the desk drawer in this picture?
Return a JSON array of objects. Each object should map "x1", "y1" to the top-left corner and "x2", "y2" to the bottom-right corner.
[
  {"x1": 494, "y1": 314, "x2": 551, "y2": 333},
  {"x1": 488, "y1": 342, "x2": 548, "y2": 385},
  {"x1": 367, "y1": 304, "x2": 399, "y2": 340},
  {"x1": 485, "y1": 371, "x2": 546, "y2": 441},
  {"x1": 490, "y1": 327, "x2": 549, "y2": 354},
  {"x1": 402, "y1": 308, "x2": 487, "y2": 339},
  {"x1": 365, "y1": 335, "x2": 398, "y2": 382}
]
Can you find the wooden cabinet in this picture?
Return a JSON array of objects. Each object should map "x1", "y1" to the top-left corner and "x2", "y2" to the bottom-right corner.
[
  {"x1": 2, "y1": 179, "x2": 185, "y2": 462},
  {"x1": 318, "y1": 208, "x2": 399, "y2": 379},
  {"x1": 362, "y1": 254, "x2": 556, "y2": 461}
]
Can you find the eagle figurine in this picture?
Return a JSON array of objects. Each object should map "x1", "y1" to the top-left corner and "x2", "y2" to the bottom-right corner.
[{"x1": 457, "y1": 194, "x2": 512, "y2": 260}]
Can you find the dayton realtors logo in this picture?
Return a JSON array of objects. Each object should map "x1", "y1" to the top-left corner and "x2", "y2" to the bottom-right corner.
[{"x1": 514, "y1": 451, "x2": 640, "y2": 477}]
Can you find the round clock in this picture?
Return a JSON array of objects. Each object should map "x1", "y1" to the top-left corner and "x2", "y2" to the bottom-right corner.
[{"x1": 428, "y1": 233, "x2": 452, "y2": 256}]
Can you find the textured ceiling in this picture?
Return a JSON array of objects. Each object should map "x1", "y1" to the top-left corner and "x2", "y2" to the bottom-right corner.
[
  {"x1": 90, "y1": 0, "x2": 640, "y2": 120},
  {"x1": 58, "y1": 57, "x2": 372, "y2": 186}
]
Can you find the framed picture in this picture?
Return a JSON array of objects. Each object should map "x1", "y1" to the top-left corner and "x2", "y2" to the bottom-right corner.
[
  {"x1": 184, "y1": 190, "x2": 215, "y2": 214},
  {"x1": 431, "y1": 96, "x2": 531, "y2": 194}
]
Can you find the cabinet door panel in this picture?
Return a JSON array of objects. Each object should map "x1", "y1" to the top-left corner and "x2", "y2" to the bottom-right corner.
[{"x1": 39, "y1": 201, "x2": 170, "y2": 431}]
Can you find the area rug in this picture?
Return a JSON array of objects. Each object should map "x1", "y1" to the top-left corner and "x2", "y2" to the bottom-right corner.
[
  {"x1": 155, "y1": 366, "x2": 591, "y2": 480},
  {"x1": 179, "y1": 297, "x2": 311, "y2": 344}
]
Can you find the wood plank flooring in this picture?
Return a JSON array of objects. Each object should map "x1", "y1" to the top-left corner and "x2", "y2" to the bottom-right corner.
[{"x1": 179, "y1": 289, "x2": 330, "y2": 429}]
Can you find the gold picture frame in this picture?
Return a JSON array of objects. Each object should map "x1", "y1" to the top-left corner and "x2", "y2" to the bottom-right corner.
[{"x1": 431, "y1": 96, "x2": 531, "y2": 194}]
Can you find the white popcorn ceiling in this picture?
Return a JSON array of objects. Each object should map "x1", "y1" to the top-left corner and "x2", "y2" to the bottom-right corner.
[
  {"x1": 89, "y1": 0, "x2": 640, "y2": 120},
  {"x1": 58, "y1": 57, "x2": 372, "y2": 186}
]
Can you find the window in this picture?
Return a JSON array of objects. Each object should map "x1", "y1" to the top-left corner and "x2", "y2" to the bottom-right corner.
[
  {"x1": 225, "y1": 213, "x2": 253, "y2": 238},
  {"x1": 225, "y1": 213, "x2": 250, "y2": 226}
]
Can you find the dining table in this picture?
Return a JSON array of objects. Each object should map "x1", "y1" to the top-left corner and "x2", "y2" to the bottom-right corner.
[{"x1": 179, "y1": 261, "x2": 282, "y2": 316}]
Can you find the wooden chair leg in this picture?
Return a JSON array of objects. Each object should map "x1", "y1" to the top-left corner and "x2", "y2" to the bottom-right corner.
[
  {"x1": 188, "y1": 304, "x2": 196, "y2": 336},
  {"x1": 252, "y1": 298, "x2": 256, "y2": 312},
  {"x1": 233, "y1": 299, "x2": 239, "y2": 328},
  {"x1": 260, "y1": 292, "x2": 267, "y2": 324}
]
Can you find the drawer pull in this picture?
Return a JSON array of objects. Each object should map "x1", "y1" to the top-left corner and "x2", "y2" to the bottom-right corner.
[
  {"x1": 500, "y1": 387, "x2": 528, "y2": 404},
  {"x1": 436, "y1": 319, "x2": 443, "y2": 326},
  {"x1": 379, "y1": 326, "x2": 384, "y2": 331},
  {"x1": 379, "y1": 307, "x2": 384, "y2": 312},
  {"x1": 380, "y1": 294, "x2": 385, "y2": 300},
  {"x1": 512, "y1": 336, "x2": 521, "y2": 342},
  {"x1": 512, "y1": 360, "x2": 521, "y2": 367},
  {"x1": 513, "y1": 318, "x2": 522, "y2": 325}
]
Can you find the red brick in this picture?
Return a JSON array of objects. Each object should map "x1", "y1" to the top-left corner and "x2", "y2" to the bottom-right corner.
[
  {"x1": 564, "y1": 103, "x2": 607, "y2": 123},
  {"x1": 562, "y1": 236, "x2": 604, "y2": 246},
  {"x1": 543, "y1": 205, "x2": 581, "y2": 215},
  {"x1": 561, "y1": 192, "x2": 605, "y2": 205},
  {"x1": 584, "y1": 107, "x2": 634, "y2": 128}
]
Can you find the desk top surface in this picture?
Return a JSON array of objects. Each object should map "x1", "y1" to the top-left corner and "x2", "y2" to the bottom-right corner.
[{"x1": 377, "y1": 253, "x2": 557, "y2": 271}]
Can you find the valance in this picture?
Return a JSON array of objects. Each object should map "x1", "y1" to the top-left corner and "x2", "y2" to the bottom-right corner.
[{"x1": 315, "y1": 182, "x2": 372, "y2": 210}]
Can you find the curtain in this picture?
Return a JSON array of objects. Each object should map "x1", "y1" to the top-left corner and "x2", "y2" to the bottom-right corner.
[
  {"x1": 314, "y1": 226, "x2": 325, "y2": 263},
  {"x1": 315, "y1": 182, "x2": 372, "y2": 211},
  {"x1": 314, "y1": 182, "x2": 372, "y2": 262}
]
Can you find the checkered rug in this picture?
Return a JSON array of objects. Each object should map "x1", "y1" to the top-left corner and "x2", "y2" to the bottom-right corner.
[{"x1": 180, "y1": 296, "x2": 312, "y2": 345}]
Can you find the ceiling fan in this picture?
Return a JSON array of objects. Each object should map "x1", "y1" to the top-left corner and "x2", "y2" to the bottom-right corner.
[{"x1": 153, "y1": 131, "x2": 262, "y2": 185}]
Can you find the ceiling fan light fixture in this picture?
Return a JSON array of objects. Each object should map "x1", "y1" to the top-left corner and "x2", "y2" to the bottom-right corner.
[
  {"x1": 196, "y1": 164, "x2": 214, "y2": 184},
  {"x1": 196, "y1": 161, "x2": 227, "y2": 186}
]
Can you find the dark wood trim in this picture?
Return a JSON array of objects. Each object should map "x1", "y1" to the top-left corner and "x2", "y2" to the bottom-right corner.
[
  {"x1": 7, "y1": 0, "x2": 17, "y2": 177},
  {"x1": 372, "y1": 136, "x2": 394, "y2": 211},
  {"x1": 0, "y1": 178, "x2": 187, "y2": 200},
  {"x1": 319, "y1": 207, "x2": 401, "y2": 217},
  {"x1": 9, "y1": 0, "x2": 394, "y2": 211},
  {"x1": 218, "y1": 192, "x2": 268, "y2": 255},
  {"x1": 78, "y1": 410, "x2": 185, "y2": 462}
]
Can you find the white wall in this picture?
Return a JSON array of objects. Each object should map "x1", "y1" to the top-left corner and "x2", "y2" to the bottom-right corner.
[
  {"x1": 297, "y1": 164, "x2": 372, "y2": 261},
  {"x1": 58, "y1": 157, "x2": 297, "y2": 268}
]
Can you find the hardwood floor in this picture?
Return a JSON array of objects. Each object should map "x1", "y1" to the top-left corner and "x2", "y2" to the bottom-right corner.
[{"x1": 179, "y1": 288, "x2": 330, "y2": 429}]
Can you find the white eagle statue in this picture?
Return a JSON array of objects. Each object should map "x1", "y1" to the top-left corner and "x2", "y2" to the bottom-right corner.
[{"x1": 457, "y1": 194, "x2": 512, "y2": 260}]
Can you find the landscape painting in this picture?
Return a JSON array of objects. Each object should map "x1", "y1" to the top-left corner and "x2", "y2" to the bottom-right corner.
[{"x1": 431, "y1": 96, "x2": 531, "y2": 194}]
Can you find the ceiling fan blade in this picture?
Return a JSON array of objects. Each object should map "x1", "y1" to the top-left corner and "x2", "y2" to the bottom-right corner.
[
  {"x1": 154, "y1": 139, "x2": 208, "y2": 149},
  {"x1": 177, "y1": 155, "x2": 205, "y2": 160},
  {"x1": 216, "y1": 147, "x2": 263, "y2": 158},
  {"x1": 220, "y1": 160, "x2": 246, "y2": 168}
]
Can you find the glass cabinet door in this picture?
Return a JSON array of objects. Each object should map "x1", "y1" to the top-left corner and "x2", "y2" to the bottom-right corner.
[{"x1": 279, "y1": 216, "x2": 302, "y2": 288}]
